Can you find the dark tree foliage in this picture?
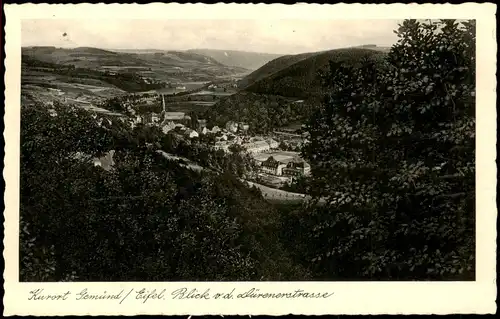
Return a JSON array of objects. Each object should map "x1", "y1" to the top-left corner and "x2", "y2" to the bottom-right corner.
[
  {"x1": 294, "y1": 19, "x2": 475, "y2": 280},
  {"x1": 20, "y1": 102, "x2": 308, "y2": 281},
  {"x1": 100, "y1": 94, "x2": 163, "y2": 115},
  {"x1": 281, "y1": 175, "x2": 313, "y2": 194},
  {"x1": 159, "y1": 134, "x2": 257, "y2": 179},
  {"x1": 205, "y1": 92, "x2": 315, "y2": 134}
]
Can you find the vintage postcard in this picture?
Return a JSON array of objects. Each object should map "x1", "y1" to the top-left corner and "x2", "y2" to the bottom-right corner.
[{"x1": 3, "y1": 2, "x2": 497, "y2": 316}]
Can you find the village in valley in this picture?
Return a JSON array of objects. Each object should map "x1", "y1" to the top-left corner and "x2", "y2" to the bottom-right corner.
[
  {"x1": 20, "y1": 44, "x2": 313, "y2": 194},
  {"x1": 115, "y1": 87, "x2": 312, "y2": 190}
]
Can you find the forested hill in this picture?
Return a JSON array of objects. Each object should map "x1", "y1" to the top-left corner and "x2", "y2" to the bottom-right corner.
[
  {"x1": 204, "y1": 92, "x2": 315, "y2": 133},
  {"x1": 242, "y1": 48, "x2": 387, "y2": 99},
  {"x1": 237, "y1": 51, "x2": 320, "y2": 89}
]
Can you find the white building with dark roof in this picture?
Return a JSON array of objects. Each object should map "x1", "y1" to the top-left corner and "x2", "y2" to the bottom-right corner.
[
  {"x1": 162, "y1": 121, "x2": 176, "y2": 134},
  {"x1": 261, "y1": 156, "x2": 287, "y2": 176},
  {"x1": 282, "y1": 157, "x2": 311, "y2": 176}
]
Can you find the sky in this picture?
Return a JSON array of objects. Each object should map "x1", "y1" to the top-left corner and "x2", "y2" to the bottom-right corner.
[{"x1": 22, "y1": 19, "x2": 401, "y2": 55}]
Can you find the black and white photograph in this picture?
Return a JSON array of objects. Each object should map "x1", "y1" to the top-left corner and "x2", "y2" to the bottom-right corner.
[{"x1": 3, "y1": 2, "x2": 497, "y2": 316}]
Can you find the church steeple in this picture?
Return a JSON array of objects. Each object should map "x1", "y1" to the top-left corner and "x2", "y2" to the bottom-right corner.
[{"x1": 159, "y1": 93, "x2": 167, "y2": 126}]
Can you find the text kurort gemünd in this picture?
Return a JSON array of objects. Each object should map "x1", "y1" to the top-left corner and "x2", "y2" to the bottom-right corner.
[{"x1": 28, "y1": 288, "x2": 334, "y2": 303}]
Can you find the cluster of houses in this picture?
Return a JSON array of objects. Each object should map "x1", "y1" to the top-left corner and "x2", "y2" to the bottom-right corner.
[
  {"x1": 212, "y1": 134, "x2": 279, "y2": 154},
  {"x1": 207, "y1": 84, "x2": 227, "y2": 93},
  {"x1": 67, "y1": 102, "x2": 313, "y2": 190},
  {"x1": 133, "y1": 111, "x2": 191, "y2": 127},
  {"x1": 112, "y1": 94, "x2": 161, "y2": 116},
  {"x1": 115, "y1": 94, "x2": 312, "y2": 181},
  {"x1": 225, "y1": 121, "x2": 249, "y2": 133},
  {"x1": 160, "y1": 121, "x2": 199, "y2": 138},
  {"x1": 259, "y1": 155, "x2": 311, "y2": 177},
  {"x1": 207, "y1": 82, "x2": 238, "y2": 91},
  {"x1": 154, "y1": 118, "x2": 245, "y2": 141}
]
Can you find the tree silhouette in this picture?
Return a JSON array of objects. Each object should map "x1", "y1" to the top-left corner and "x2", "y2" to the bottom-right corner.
[{"x1": 299, "y1": 19, "x2": 475, "y2": 280}]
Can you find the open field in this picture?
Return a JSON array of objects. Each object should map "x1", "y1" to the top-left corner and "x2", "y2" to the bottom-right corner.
[
  {"x1": 21, "y1": 47, "x2": 249, "y2": 110},
  {"x1": 21, "y1": 68, "x2": 127, "y2": 107},
  {"x1": 23, "y1": 47, "x2": 249, "y2": 83}
]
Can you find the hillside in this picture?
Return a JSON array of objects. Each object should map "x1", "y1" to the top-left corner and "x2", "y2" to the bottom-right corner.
[
  {"x1": 21, "y1": 46, "x2": 250, "y2": 108},
  {"x1": 111, "y1": 49, "x2": 227, "y2": 67},
  {"x1": 242, "y1": 48, "x2": 387, "y2": 99},
  {"x1": 351, "y1": 44, "x2": 392, "y2": 53},
  {"x1": 237, "y1": 51, "x2": 321, "y2": 89},
  {"x1": 22, "y1": 46, "x2": 148, "y2": 68},
  {"x1": 187, "y1": 49, "x2": 283, "y2": 71},
  {"x1": 166, "y1": 50, "x2": 224, "y2": 65},
  {"x1": 207, "y1": 47, "x2": 388, "y2": 132},
  {"x1": 22, "y1": 46, "x2": 248, "y2": 81}
]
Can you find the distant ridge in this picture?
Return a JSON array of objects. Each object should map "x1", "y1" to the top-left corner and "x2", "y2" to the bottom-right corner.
[
  {"x1": 21, "y1": 46, "x2": 249, "y2": 86},
  {"x1": 350, "y1": 44, "x2": 392, "y2": 53},
  {"x1": 72, "y1": 47, "x2": 119, "y2": 54},
  {"x1": 22, "y1": 46, "x2": 149, "y2": 67},
  {"x1": 187, "y1": 49, "x2": 283, "y2": 70},
  {"x1": 22, "y1": 46, "x2": 248, "y2": 71},
  {"x1": 24, "y1": 46, "x2": 119, "y2": 55}
]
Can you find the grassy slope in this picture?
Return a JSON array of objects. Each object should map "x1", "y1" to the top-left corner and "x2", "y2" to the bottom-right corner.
[
  {"x1": 22, "y1": 46, "x2": 248, "y2": 75},
  {"x1": 22, "y1": 46, "x2": 148, "y2": 68}
]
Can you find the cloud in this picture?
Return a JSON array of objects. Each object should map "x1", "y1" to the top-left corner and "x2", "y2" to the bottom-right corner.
[{"x1": 22, "y1": 19, "x2": 400, "y2": 54}]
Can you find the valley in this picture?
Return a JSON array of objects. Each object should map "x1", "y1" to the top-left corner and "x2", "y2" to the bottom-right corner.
[{"x1": 21, "y1": 46, "x2": 250, "y2": 110}]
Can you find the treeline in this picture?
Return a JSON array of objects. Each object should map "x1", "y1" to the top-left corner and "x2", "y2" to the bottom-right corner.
[
  {"x1": 204, "y1": 92, "x2": 316, "y2": 134},
  {"x1": 22, "y1": 55, "x2": 167, "y2": 92},
  {"x1": 20, "y1": 102, "x2": 308, "y2": 281}
]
